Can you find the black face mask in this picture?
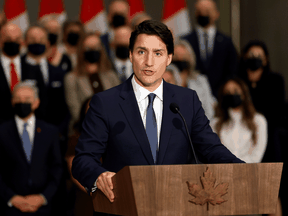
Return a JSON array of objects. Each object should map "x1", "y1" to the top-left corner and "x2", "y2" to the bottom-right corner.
[
  {"x1": 14, "y1": 103, "x2": 32, "y2": 118},
  {"x1": 67, "y1": 32, "x2": 80, "y2": 46},
  {"x1": 84, "y1": 50, "x2": 101, "y2": 63},
  {"x1": 222, "y1": 94, "x2": 242, "y2": 109},
  {"x1": 172, "y1": 61, "x2": 190, "y2": 72},
  {"x1": 28, "y1": 43, "x2": 46, "y2": 56},
  {"x1": 197, "y1": 15, "x2": 210, "y2": 27},
  {"x1": 115, "y1": 45, "x2": 129, "y2": 60},
  {"x1": 245, "y1": 58, "x2": 263, "y2": 71},
  {"x1": 48, "y1": 33, "x2": 58, "y2": 45},
  {"x1": 3, "y1": 42, "x2": 20, "y2": 57},
  {"x1": 111, "y1": 14, "x2": 126, "y2": 28}
]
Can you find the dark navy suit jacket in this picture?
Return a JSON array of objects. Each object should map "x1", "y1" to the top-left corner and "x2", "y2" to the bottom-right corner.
[
  {"x1": 182, "y1": 30, "x2": 238, "y2": 97},
  {"x1": 72, "y1": 76, "x2": 243, "y2": 193},
  {"x1": 0, "y1": 119, "x2": 62, "y2": 215}
]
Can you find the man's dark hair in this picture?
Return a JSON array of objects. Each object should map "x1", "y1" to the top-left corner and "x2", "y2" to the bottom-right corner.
[{"x1": 129, "y1": 20, "x2": 174, "y2": 55}]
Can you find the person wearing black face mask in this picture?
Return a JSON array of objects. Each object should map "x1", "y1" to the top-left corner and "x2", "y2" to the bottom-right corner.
[
  {"x1": 43, "y1": 19, "x2": 72, "y2": 74},
  {"x1": 211, "y1": 78, "x2": 268, "y2": 164},
  {"x1": 181, "y1": 0, "x2": 238, "y2": 98},
  {"x1": 0, "y1": 80, "x2": 62, "y2": 216},
  {"x1": 173, "y1": 40, "x2": 216, "y2": 121},
  {"x1": 0, "y1": 23, "x2": 45, "y2": 124},
  {"x1": 111, "y1": 26, "x2": 133, "y2": 83},
  {"x1": 239, "y1": 41, "x2": 286, "y2": 177},
  {"x1": 64, "y1": 33, "x2": 120, "y2": 137},
  {"x1": 23, "y1": 26, "x2": 69, "y2": 151}
]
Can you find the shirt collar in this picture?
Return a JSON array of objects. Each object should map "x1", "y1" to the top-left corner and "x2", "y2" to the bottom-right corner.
[
  {"x1": 15, "y1": 114, "x2": 36, "y2": 126},
  {"x1": 26, "y1": 55, "x2": 46, "y2": 66},
  {"x1": 1, "y1": 53, "x2": 20, "y2": 66},
  {"x1": 131, "y1": 75, "x2": 163, "y2": 103},
  {"x1": 115, "y1": 58, "x2": 131, "y2": 69},
  {"x1": 196, "y1": 25, "x2": 216, "y2": 37}
]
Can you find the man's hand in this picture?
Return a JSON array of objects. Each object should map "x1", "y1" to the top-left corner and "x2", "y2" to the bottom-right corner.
[
  {"x1": 96, "y1": 171, "x2": 116, "y2": 202},
  {"x1": 24, "y1": 194, "x2": 45, "y2": 212},
  {"x1": 10, "y1": 195, "x2": 31, "y2": 212}
]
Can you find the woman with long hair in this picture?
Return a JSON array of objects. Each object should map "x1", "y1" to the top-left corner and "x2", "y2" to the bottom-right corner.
[
  {"x1": 210, "y1": 78, "x2": 267, "y2": 163},
  {"x1": 173, "y1": 39, "x2": 216, "y2": 120},
  {"x1": 64, "y1": 33, "x2": 120, "y2": 135},
  {"x1": 239, "y1": 40, "x2": 285, "y2": 163}
]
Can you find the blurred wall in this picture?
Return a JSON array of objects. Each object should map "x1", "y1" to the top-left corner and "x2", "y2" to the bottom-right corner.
[{"x1": 241, "y1": 0, "x2": 288, "y2": 100}]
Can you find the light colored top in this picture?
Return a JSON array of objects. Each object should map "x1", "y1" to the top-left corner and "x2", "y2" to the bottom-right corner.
[
  {"x1": 64, "y1": 70, "x2": 120, "y2": 135},
  {"x1": 131, "y1": 75, "x2": 163, "y2": 146},
  {"x1": 187, "y1": 73, "x2": 216, "y2": 120},
  {"x1": 114, "y1": 58, "x2": 133, "y2": 79},
  {"x1": 1, "y1": 54, "x2": 21, "y2": 86},
  {"x1": 196, "y1": 25, "x2": 216, "y2": 61},
  {"x1": 210, "y1": 109, "x2": 268, "y2": 163},
  {"x1": 26, "y1": 56, "x2": 49, "y2": 85}
]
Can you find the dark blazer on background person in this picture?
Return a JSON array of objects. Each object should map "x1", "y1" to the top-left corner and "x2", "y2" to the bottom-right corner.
[
  {"x1": 22, "y1": 55, "x2": 69, "y2": 134},
  {"x1": 0, "y1": 57, "x2": 45, "y2": 123},
  {"x1": 72, "y1": 76, "x2": 244, "y2": 195},
  {"x1": 182, "y1": 31, "x2": 238, "y2": 97},
  {"x1": 0, "y1": 119, "x2": 62, "y2": 216}
]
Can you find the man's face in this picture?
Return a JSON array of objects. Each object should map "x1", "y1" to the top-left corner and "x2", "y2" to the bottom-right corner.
[
  {"x1": 0, "y1": 24, "x2": 23, "y2": 48},
  {"x1": 26, "y1": 27, "x2": 48, "y2": 46},
  {"x1": 129, "y1": 34, "x2": 172, "y2": 91},
  {"x1": 12, "y1": 87, "x2": 39, "y2": 111}
]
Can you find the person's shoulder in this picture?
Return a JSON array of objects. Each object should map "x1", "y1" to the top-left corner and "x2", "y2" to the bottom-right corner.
[
  {"x1": 254, "y1": 113, "x2": 267, "y2": 125},
  {"x1": 181, "y1": 31, "x2": 197, "y2": 42},
  {"x1": 0, "y1": 118, "x2": 14, "y2": 130},
  {"x1": 36, "y1": 119, "x2": 58, "y2": 133},
  {"x1": 64, "y1": 70, "x2": 77, "y2": 81},
  {"x1": 165, "y1": 81, "x2": 196, "y2": 96}
]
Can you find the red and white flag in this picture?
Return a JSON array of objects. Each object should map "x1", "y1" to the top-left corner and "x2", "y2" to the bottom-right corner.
[
  {"x1": 162, "y1": 0, "x2": 192, "y2": 38},
  {"x1": 127, "y1": 0, "x2": 145, "y2": 20},
  {"x1": 4, "y1": 0, "x2": 29, "y2": 33},
  {"x1": 38, "y1": 0, "x2": 67, "y2": 26},
  {"x1": 80, "y1": 0, "x2": 108, "y2": 34}
]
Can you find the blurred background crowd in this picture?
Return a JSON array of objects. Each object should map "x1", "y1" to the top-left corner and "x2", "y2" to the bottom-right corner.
[{"x1": 0, "y1": 0, "x2": 287, "y2": 216}]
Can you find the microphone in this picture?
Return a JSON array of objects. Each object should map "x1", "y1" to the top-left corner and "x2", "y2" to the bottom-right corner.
[{"x1": 169, "y1": 103, "x2": 199, "y2": 164}]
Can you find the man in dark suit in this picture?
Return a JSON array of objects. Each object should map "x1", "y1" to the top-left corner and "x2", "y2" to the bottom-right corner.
[
  {"x1": 110, "y1": 26, "x2": 134, "y2": 83},
  {"x1": 22, "y1": 25, "x2": 69, "y2": 216},
  {"x1": 0, "y1": 81, "x2": 62, "y2": 216},
  {"x1": 182, "y1": 0, "x2": 238, "y2": 97},
  {"x1": 0, "y1": 23, "x2": 45, "y2": 124},
  {"x1": 72, "y1": 20, "x2": 243, "y2": 213},
  {"x1": 23, "y1": 25, "x2": 69, "y2": 137}
]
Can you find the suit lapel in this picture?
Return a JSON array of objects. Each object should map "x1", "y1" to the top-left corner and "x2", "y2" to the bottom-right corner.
[
  {"x1": 0, "y1": 62, "x2": 11, "y2": 95},
  {"x1": 119, "y1": 77, "x2": 155, "y2": 165},
  {"x1": 157, "y1": 82, "x2": 175, "y2": 164},
  {"x1": 30, "y1": 120, "x2": 42, "y2": 164}
]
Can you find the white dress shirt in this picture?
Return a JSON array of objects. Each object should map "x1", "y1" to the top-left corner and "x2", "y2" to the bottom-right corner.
[
  {"x1": 196, "y1": 25, "x2": 216, "y2": 61},
  {"x1": 115, "y1": 58, "x2": 133, "y2": 80},
  {"x1": 210, "y1": 109, "x2": 268, "y2": 163},
  {"x1": 92, "y1": 76, "x2": 164, "y2": 192},
  {"x1": 15, "y1": 114, "x2": 36, "y2": 145},
  {"x1": 26, "y1": 56, "x2": 49, "y2": 85},
  {"x1": 1, "y1": 54, "x2": 21, "y2": 86},
  {"x1": 131, "y1": 75, "x2": 163, "y2": 146}
]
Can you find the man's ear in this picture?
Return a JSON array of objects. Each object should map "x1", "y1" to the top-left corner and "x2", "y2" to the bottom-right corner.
[
  {"x1": 166, "y1": 53, "x2": 173, "y2": 66},
  {"x1": 32, "y1": 98, "x2": 40, "y2": 111},
  {"x1": 129, "y1": 50, "x2": 133, "y2": 63}
]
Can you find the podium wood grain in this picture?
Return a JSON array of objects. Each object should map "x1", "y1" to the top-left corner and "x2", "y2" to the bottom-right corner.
[{"x1": 92, "y1": 163, "x2": 283, "y2": 216}]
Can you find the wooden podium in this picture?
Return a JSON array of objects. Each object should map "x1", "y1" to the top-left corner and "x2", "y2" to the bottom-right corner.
[{"x1": 92, "y1": 163, "x2": 283, "y2": 216}]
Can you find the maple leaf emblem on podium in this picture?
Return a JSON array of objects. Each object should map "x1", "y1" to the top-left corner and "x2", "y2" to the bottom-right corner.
[{"x1": 186, "y1": 167, "x2": 229, "y2": 208}]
